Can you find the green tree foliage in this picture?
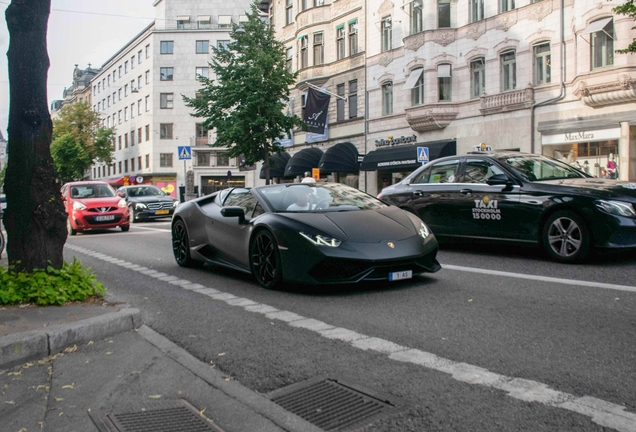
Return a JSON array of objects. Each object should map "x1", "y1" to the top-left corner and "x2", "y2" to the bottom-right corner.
[
  {"x1": 183, "y1": 1, "x2": 304, "y2": 184},
  {"x1": 614, "y1": 1, "x2": 636, "y2": 54},
  {"x1": 51, "y1": 101, "x2": 115, "y2": 182}
]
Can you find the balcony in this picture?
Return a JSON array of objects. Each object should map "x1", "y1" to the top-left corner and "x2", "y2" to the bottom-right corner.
[
  {"x1": 574, "y1": 74, "x2": 636, "y2": 108},
  {"x1": 479, "y1": 86, "x2": 535, "y2": 115},
  {"x1": 195, "y1": 137, "x2": 210, "y2": 147},
  {"x1": 405, "y1": 103, "x2": 459, "y2": 132}
]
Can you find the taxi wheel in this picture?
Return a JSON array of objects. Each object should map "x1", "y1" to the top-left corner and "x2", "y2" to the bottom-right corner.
[
  {"x1": 129, "y1": 206, "x2": 138, "y2": 223},
  {"x1": 67, "y1": 218, "x2": 77, "y2": 236},
  {"x1": 542, "y1": 211, "x2": 590, "y2": 263}
]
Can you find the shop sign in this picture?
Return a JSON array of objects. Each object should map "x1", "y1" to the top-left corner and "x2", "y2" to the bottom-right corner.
[
  {"x1": 542, "y1": 128, "x2": 620, "y2": 145},
  {"x1": 375, "y1": 134, "x2": 418, "y2": 147}
]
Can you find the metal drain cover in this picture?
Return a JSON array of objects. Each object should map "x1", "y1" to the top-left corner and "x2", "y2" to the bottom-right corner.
[
  {"x1": 89, "y1": 399, "x2": 225, "y2": 432},
  {"x1": 268, "y1": 377, "x2": 399, "y2": 431}
]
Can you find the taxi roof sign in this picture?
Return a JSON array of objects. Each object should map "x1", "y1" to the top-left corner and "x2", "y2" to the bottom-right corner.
[{"x1": 473, "y1": 143, "x2": 492, "y2": 152}]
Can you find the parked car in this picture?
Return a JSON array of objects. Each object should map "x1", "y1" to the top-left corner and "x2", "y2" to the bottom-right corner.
[
  {"x1": 378, "y1": 150, "x2": 636, "y2": 263},
  {"x1": 117, "y1": 185, "x2": 179, "y2": 223},
  {"x1": 172, "y1": 183, "x2": 440, "y2": 289},
  {"x1": 62, "y1": 181, "x2": 129, "y2": 235}
]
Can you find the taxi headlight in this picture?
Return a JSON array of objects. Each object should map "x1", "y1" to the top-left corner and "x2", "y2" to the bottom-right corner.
[
  {"x1": 419, "y1": 222, "x2": 430, "y2": 239},
  {"x1": 118, "y1": 199, "x2": 128, "y2": 208},
  {"x1": 134, "y1": 203, "x2": 148, "y2": 210},
  {"x1": 595, "y1": 200, "x2": 636, "y2": 217},
  {"x1": 299, "y1": 231, "x2": 342, "y2": 247},
  {"x1": 172, "y1": 201, "x2": 179, "y2": 208},
  {"x1": 72, "y1": 202, "x2": 86, "y2": 211}
]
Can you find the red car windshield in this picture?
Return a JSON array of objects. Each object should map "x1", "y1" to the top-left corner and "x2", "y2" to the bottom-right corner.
[{"x1": 69, "y1": 184, "x2": 116, "y2": 199}]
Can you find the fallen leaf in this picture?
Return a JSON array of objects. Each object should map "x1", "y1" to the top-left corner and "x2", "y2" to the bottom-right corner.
[
  {"x1": 468, "y1": 299, "x2": 473, "y2": 302},
  {"x1": 54, "y1": 398, "x2": 64, "y2": 402},
  {"x1": 148, "y1": 395, "x2": 162, "y2": 399},
  {"x1": 108, "y1": 340, "x2": 113, "y2": 344},
  {"x1": 105, "y1": 352, "x2": 113, "y2": 355},
  {"x1": 63, "y1": 345, "x2": 78, "y2": 353},
  {"x1": 615, "y1": 298, "x2": 620, "y2": 301},
  {"x1": 18, "y1": 428, "x2": 26, "y2": 432},
  {"x1": 199, "y1": 407, "x2": 207, "y2": 417},
  {"x1": 4, "y1": 400, "x2": 15, "y2": 405},
  {"x1": 224, "y1": 377, "x2": 231, "y2": 381},
  {"x1": 87, "y1": 341, "x2": 94, "y2": 346},
  {"x1": 218, "y1": 353, "x2": 226, "y2": 357},
  {"x1": 35, "y1": 385, "x2": 49, "y2": 392},
  {"x1": 8, "y1": 371, "x2": 21, "y2": 376},
  {"x1": 59, "y1": 412, "x2": 63, "y2": 416},
  {"x1": 87, "y1": 408, "x2": 91, "y2": 413},
  {"x1": 188, "y1": 335, "x2": 197, "y2": 338},
  {"x1": 177, "y1": 391, "x2": 182, "y2": 395},
  {"x1": 62, "y1": 383, "x2": 75, "y2": 389}
]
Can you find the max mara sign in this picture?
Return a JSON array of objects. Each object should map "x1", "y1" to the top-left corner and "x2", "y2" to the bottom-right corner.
[{"x1": 542, "y1": 128, "x2": 621, "y2": 145}]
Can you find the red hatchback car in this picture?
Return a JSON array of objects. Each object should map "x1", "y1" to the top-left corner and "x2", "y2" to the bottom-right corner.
[{"x1": 62, "y1": 181, "x2": 130, "y2": 235}]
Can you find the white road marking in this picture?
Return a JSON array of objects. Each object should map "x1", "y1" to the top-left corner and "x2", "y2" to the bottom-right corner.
[
  {"x1": 65, "y1": 244, "x2": 636, "y2": 432},
  {"x1": 131, "y1": 226, "x2": 172, "y2": 233},
  {"x1": 444, "y1": 264, "x2": 636, "y2": 294}
]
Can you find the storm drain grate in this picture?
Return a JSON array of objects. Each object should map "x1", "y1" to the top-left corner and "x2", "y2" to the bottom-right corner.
[
  {"x1": 268, "y1": 377, "x2": 398, "y2": 432},
  {"x1": 89, "y1": 399, "x2": 224, "y2": 432}
]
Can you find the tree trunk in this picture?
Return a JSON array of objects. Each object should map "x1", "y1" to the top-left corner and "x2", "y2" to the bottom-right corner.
[{"x1": 5, "y1": 0, "x2": 67, "y2": 272}]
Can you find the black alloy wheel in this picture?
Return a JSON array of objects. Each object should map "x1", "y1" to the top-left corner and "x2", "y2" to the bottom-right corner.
[
  {"x1": 542, "y1": 210, "x2": 591, "y2": 263},
  {"x1": 129, "y1": 206, "x2": 138, "y2": 223},
  {"x1": 250, "y1": 230, "x2": 282, "y2": 289},
  {"x1": 172, "y1": 219, "x2": 203, "y2": 268},
  {"x1": 120, "y1": 225, "x2": 130, "y2": 232},
  {"x1": 67, "y1": 217, "x2": 77, "y2": 236}
]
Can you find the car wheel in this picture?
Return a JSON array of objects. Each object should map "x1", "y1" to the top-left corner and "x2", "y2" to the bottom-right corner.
[
  {"x1": 172, "y1": 219, "x2": 203, "y2": 268},
  {"x1": 120, "y1": 225, "x2": 130, "y2": 232},
  {"x1": 250, "y1": 230, "x2": 283, "y2": 289},
  {"x1": 542, "y1": 211, "x2": 591, "y2": 263},
  {"x1": 67, "y1": 218, "x2": 77, "y2": 236},
  {"x1": 129, "y1": 206, "x2": 138, "y2": 223}
]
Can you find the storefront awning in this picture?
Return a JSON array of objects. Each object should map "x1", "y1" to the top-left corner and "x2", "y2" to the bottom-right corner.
[
  {"x1": 285, "y1": 148, "x2": 324, "y2": 177},
  {"x1": 260, "y1": 152, "x2": 291, "y2": 179},
  {"x1": 360, "y1": 140, "x2": 456, "y2": 171},
  {"x1": 318, "y1": 142, "x2": 359, "y2": 173}
]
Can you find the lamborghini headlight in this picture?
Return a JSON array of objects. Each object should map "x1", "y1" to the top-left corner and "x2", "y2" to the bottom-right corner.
[
  {"x1": 596, "y1": 200, "x2": 636, "y2": 217},
  {"x1": 299, "y1": 231, "x2": 342, "y2": 247},
  {"x1": 419, "y1": 222, "x2": 430, "y2": 239}
]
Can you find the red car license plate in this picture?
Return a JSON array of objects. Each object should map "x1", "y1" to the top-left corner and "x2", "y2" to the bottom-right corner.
[{"x1": 95, "y1": 215, "x2": 115, "y2": 222}]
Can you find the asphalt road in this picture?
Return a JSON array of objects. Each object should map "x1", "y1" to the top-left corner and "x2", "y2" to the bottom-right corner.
[{"x1": 63, "y1": 221, "x2": 636, "y2": 432}]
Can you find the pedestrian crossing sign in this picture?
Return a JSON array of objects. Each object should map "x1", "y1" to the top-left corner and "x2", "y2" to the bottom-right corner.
[
  {"x1": 178, "y1": 146, "x2": 192, "y2": 160},
  {"x1": 417, "y1": 147, "x2": 429, "y2": 163}
]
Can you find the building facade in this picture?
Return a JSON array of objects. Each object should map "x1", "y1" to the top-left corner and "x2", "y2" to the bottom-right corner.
[
  {"x1": 363, "y1": 0, "x2": 636, "y2": 195},
  {"x1": 89, "y1": 0, "x2": 255, "y2": 198},
  {"x1": 50, "y1": 64, "x2": 100, "y2": 120}
]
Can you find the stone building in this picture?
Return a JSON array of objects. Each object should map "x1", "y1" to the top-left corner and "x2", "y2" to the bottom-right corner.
[{"x1": 50, "y1": 64, "x2": 100, "y2": 120}]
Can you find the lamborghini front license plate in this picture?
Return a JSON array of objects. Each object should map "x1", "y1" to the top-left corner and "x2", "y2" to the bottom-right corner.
[{"x1": 389, "y1": 270, "x2": 412, "y2": 281}]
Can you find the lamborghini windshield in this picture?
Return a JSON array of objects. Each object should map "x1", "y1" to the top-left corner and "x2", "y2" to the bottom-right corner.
[{"x1": 259, "y1": 183, "x2": 388, "y2": 212}]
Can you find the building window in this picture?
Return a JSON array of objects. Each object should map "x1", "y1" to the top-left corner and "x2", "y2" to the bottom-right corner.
[
  {"x1": 145, "y1": 125, "x2": 150, "y2": 141},
  {"x1": 107, "y1": 74, "x2": 111, "y2": 85},
  {"x1": 313, "y1": 32, "x2": 324, "y2": 65},
  {"x1": 138, "y1": 50, "x2": 142, "y2": 64},
  {"x1": 160, "y1": 153, "x2": 173, "y2": 168},
  {"x1": 195, "y1": 67, "x2": 209, "y2": 79},
  {"x1": 113, "y1": 69, "x2": 117, "y2": 82},
  {"x1": 130, "y1": 158, "x2": 135, "y2": 171},
  {"x1": 411, "y1": 69, "x2": 425, "y2": 106},
  {"x1": 533, "y1": 42, "x2": 551, "y2": 85},
  {"x1": 145, "y1": 95, "x2": 150, "y2": 111},
  {"x1": 349, "y1": 21, "x2": 358, "y2": 55},
  {"x1": 217, "y1": 40, "x2": 230, "y2": 50},
  {"x1": 145, "y1": 70, "x2": 150, "y2": 84},
  {"x1": 438, "y1": 0, "x2": 451, "y2": 28},
  {"x1": 470, "y1": 0, "x2": 484, "y2": 23},
  {"x1": 301, "y1": 93, "x2": 306, "y2": 120},
  {"x1": 124, "y1": 84, "x2": 129, "y2": 97},
  {"x1": 119, "y1": 161, "x2": 122, "y2": 174},
  {"x1": 124, "y1": 133, "x2": 128, "y2": 148},
  {"x1": 315, "y1": 0, "x2": 325, "y2": 6},
  {"x1": 336, "y1": 84, "x2": 345, "y2": 121},
  {"x1": 300, "y1": 0, "x2": 308, "y2": 12},
  {"x1": 382, "y1": 82, "x2": 393, "y2": 115},
  {"x1": 160, "y1": 123, "x2": 173, "y2": 139},
  {"x1": 499, "y1": 0, "x2": 515, "y2": 13},
  {"x1": 138, "y1": 99, "x2": 142, "y2": 115},
  {"x1": 130, "y1": 103, "x2": 135, "y2": 118},
  {"x1": 300, "y1": 36, "x2": 308, "y2": 68},
  {"x1": 177, "y1": 16, "x2": 190, "y2": 29},
  {"x1": 349, "y1": 80, "x2": 358, "y2": 118},
  {"x1": 138, "y1": 156, "x2": 142, "y2": 170},
  {"x1": 131, "y1": 56, "x2": 135, "y2": 69},
  {"x1": 107, "y1": 95, "x2": 111, "y2": 107},
  {"x1": 160, "y1": 41, "x2": 174, "y2": 54},
  {"x1": 286, "y1": 0, "x2": 293, "y2": 25},
  {"x1": 160, "y1": 93, "x2": 174, "y2": 109},
  {"x1": 160, "y1": 67, "x2": 174, "y2": 81},
  {"x1": 381, "y1": 16, "x2": 392, "y2": 52},
  {"x1": 145, "y1": 44, "x2": 150, "y2": 58},
  {"x1": 197, "y1": 152, "x2": 210, "y2": 166},
  {"x1": 285, "y1": 47, "x2": 293, "y2": 71},
  {"x1": 118, "y1": 135, "x2": 122, "y2": 150},
  {"x1": 138, "y1": 76, "x2": 142, "y2": 89},
  {"x1": 196, "y1": 40, "x2": 209, "y2": 54},
  {"x1": 138, "y1": 128, "x2": 142, "y2": 144},
  {"x1": 438, "y1": 64, "x2": 452, "y2": 101},
  {"x1": 336, "y1": 25, "x2": 345, "y2": 60},
  {"x1": 217, "y1": 153, "x2": 230, "y2": 166},
  {"x1": 145, "y1": 154, "x2": 150, "y2": 168},
  {"x1": 470, "y1": 58, "x2": 485, "y2": 98},
  {"x1": 118, "y1": 110, "x2": 122, "y2": 123},
  {"x1": 410, "y1": 0, "x2": 423, "y2": 35},
  {"x1": 590, "y1": 18, "x2": 614, "y2": 69},
  {"x1": 197, "y1": 15, "x2": 211, "y2": 29},
  {"x1": 218, "y1": 15, "x2": 231, "y2": 28},
  {"x1": 501, "y1": 50, "x2": 516, "y2": 92},
  {"x1": 118, "y1": 65, "x2": 122, "y2": 78}
]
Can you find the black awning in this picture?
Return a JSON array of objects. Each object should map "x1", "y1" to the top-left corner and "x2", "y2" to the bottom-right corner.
[
  {"x1": 260, "y1": 152, "x2": 291, "y2": 179},
  {"x1": 360, "y1": 139, "x2": 456, "y2": 171},
  {"x1": 318, "y1": 142, "x2": 360, "y2": 173},
  {"x1": 284, "y1": 148, "x2": 324, "y2": 177}
]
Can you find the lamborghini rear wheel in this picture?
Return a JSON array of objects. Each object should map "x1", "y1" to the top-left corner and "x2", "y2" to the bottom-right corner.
[{"x1": 250, "y1": 230, "x2": 282, "y2": 289}]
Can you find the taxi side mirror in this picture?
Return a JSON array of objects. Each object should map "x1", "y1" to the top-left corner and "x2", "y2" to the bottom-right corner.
[
  {"x1": 117, "y1": 191, "x2": 125, "y2": 197},
  {"x1": 486, "y1": 174, "x2": 513, "y2": 186}
]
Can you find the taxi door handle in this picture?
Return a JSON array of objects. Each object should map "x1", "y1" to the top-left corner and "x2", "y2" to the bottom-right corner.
[{"x1": 460, "y1": 189, "x2": 472, "y2": 195}]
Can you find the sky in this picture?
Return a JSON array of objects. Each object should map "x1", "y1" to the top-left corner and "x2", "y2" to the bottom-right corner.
[{"x1": 0, "y1": 0, "x2": 157, "y2": 136}]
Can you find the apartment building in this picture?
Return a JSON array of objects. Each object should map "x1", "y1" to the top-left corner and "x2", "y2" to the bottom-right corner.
[
  {"x1": 364, "y1": 0, "x2": 636, "y2": 194},
  {"x1": 90, "y1": 0, "x2": 255, "y2": 198},
  {"x1": 270, "y1": 0, "x2": 368, "y2": 189}
]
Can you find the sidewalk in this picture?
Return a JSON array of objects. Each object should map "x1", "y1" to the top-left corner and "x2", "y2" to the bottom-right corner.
[{"x1": 0, "y1": 254, "x2": 322, "y2": 432}]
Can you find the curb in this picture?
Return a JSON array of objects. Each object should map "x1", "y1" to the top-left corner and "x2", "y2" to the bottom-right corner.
[{"x1": 0, "y1": 307, "x2": 142, "y2": 368}]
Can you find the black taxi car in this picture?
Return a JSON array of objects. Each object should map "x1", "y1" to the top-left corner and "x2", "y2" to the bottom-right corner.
[
  {"x1": 378, "y1": 150, "x2": 636, "y2": 263},
  {"x1": 116, "y1": 185, "x2": 179, "y2": 223}
]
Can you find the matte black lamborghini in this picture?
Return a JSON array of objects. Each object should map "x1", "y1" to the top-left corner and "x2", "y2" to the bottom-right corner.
[{"x1": 171, "y1": 183, "x2": 441, "y2": 289}]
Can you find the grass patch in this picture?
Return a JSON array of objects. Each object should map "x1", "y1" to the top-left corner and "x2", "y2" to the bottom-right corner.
[{"x1": 0, "y1": 258, "x2": 106, "y2": 305}]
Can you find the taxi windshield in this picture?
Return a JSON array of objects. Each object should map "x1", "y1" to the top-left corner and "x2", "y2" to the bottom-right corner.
[{"x1": 498, "y1": 155, "x2": 588, "y2": 182}]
